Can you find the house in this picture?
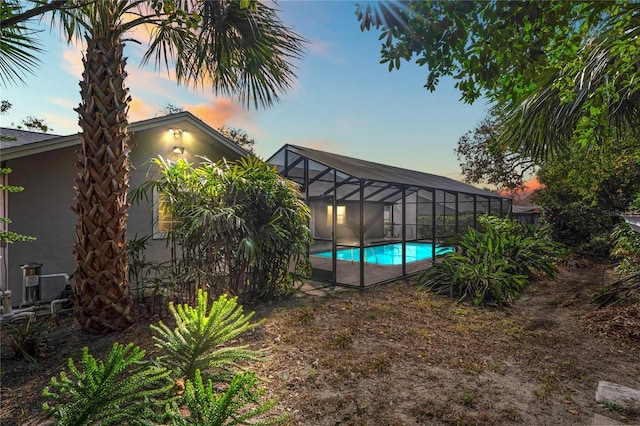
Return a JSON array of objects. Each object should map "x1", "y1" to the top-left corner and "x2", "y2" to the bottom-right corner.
[
  {"x1": 268, "y1": 144, "x2": 512, "y2": 287},
  {"x1": 512, "y1": 205, "x2": 543, "y2": 225},
  {"x1": 0, "y1": 112, "x2": 247, "y2": 306}
]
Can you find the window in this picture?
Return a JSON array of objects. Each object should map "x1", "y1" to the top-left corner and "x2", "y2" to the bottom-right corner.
[
  {"x1": 327, "y1": 205, "x2": 346, "y2": 226},
  {"x1": 153, "y1": 191, "x2": 179, "y2": 238}
]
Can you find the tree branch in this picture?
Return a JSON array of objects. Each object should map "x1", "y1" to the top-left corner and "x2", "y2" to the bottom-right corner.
[
  {"x1": 2, "y1": 1, "x2": 65, "y2": 28},
  {"x1": 1, "y1": 0, "x2": 96, "y2": 28}
]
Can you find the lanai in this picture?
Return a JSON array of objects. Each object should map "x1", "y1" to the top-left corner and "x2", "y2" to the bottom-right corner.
[{"x1": 269, "y1": 144, "x2": 512, "y2": 287}]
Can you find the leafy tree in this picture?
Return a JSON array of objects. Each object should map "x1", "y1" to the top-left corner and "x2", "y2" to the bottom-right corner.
[
  {"x1": 456, "y1": 113, "x2": 535, "y2": 193},
  {"x1": 15, "y1": 116, "x2": 53, "y2": 132},
  {"x1": 533, "y1": 133, "x2": 640, "y2": 248},
  {"x1": 217, "y1": 125, "x2": 256, "y2": 154},
  {"x1": 536, "y1": 135, "x2": 640, "y2": 213},
  {"x1": 0, "y1": 99, "x2": 53, "y2": 132},
  {"x1": 1, "y1": 99, "x2": 11, "y2": 113},
  {"x1": 357, "y1": 2, "x2": 640, "y2": 160},
  {"x1": 24, "y1": 0, "x2": 306, "y2": 334}
]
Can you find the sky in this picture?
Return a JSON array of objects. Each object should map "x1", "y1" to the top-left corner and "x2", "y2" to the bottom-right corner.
[{"x1": 1, "y1": 1, "x2": 492, "y2": 180}]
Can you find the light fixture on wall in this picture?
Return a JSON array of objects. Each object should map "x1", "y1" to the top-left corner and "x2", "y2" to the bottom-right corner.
[
  {"x1": 172, "y1": 146, "x2": 185, "y2": 154},
  {"x1": 169, "y1": 128, "x2": 183, "y2": 138}
]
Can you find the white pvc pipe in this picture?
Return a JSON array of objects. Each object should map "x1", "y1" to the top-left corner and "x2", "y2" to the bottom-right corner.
[{"x1": 50, "y1": 298, "x2": 70, "y2": 315}]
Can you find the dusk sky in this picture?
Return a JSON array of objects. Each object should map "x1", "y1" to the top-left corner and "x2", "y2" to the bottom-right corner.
[{"x1": 1, "y1": 1, "x2": 492, "y2": 180}]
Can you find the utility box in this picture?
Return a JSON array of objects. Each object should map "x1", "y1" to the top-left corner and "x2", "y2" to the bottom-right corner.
[{"x1": 21, "y1": 263, "x2": 43, "y2": 305}]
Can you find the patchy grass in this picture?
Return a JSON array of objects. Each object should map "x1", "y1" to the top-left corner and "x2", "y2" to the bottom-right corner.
[{"x1": 1, "y1": 262, "x2": 639, "y2": 425}]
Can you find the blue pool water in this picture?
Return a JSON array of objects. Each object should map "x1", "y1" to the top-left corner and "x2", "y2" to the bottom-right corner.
[{"x1": 313, "y1": 242, "x2": 453, "y2": 266}]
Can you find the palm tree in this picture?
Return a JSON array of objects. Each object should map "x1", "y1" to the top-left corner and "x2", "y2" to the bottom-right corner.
[
  {"x1": 498, "y1": 3, "x2": 640, "y2": 162},
  {"x1": 50, "y1": 0, "x2": 304, "y2": 334}
]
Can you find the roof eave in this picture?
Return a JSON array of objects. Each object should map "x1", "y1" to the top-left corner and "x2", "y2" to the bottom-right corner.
[
  {"x1": 1, "y1": 134, "x2": 79, "y2": 160},
  {"x1": 0, "y1": 111, "x2": 248, "y2": 160}
]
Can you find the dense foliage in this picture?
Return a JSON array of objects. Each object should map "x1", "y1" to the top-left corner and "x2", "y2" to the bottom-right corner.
[
  {"x1": 169, "y1": 370, "x2": 284, "y2": 426},
  {"x1": 610, "y1": 222, "x2": 640, "y2": 277},
  {"x1": 358, "y1": 1, "x2": 640, "y2": 160},
  {"x1": 42, "y1": 291, "x2": 283, "y2": 425},
  {"x1": 42, "y1": 343, "x2": 174, "y2": 425},
  {"x1": 533, "y1": 134, "x2": 640, "y2": 249},
  {"x1": 133, "y1": 156, "x2": 312, "y2": 303},
  {"x1": 418, "y1": 216, "x2": 560, "y2": 306},
  {"x1": 456, "y1": 108, "x2": 639, "y2": 253}
]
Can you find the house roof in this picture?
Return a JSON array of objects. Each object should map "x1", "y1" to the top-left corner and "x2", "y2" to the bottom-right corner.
[
  {"x1": 0, "y1": 127, "x2": 62, "y2": 149},
  {"x1": 0, "y1": 127, "x2": 59, "y2": 149},
  {"x1": 273, "y1": 144, "x2": 508, "y2": 200},
  {"x1": 512, "y1": 205, "x2": 542, "y2": 214},
  {"x1": 0, "y1": 111, "x2": 247, "y2": 160}
]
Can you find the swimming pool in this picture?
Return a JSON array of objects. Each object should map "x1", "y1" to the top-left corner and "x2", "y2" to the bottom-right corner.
[{"x1": 312, "y1": 242, "x2": 453, "y2": 266}]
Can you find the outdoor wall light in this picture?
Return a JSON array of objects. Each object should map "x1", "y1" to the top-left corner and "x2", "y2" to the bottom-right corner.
[
  {"x1": 169, "y1": 128, "x2": 183, "y2": 138},
  {"x1": 172, "y1": 146, "x2": 185, "y2": 154}
]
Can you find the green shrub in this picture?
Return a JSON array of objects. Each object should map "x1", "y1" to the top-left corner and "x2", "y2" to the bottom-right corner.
[
  {"x1": 418, "y1": 216, "x2": 561, "y2": 306},
  {"x1": 576, "y1": 235, "x2": 612, "y2": 258},
  {"x1": 131, "y1": 156, "x2": 312, "y2": 304},
  {"x1": 168, "y1": 370, "x2": 285, "y2": 426},
  {"x1": 42, "y1": 343, "x2": 173, "y2": 425},
  {"x1": 610, "y1": 221, "x2": 640, "y2": 276},
  {"x1": 5, "y1": 314, "x2": 51, "y2": 367},
  {"x1": 42, "y1": 292, "x2": 283, "y2": 425},
  {"x1": 540, "y1": 201, "x2": 616, "y2": 248},
  {"x1": 152, "y1": 289, "x2": 263, "y2": 383}
]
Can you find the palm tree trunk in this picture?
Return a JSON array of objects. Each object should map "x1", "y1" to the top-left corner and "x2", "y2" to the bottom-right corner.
[{"x1": 72, "y1": 32, "x2": 133, "y2": 334}]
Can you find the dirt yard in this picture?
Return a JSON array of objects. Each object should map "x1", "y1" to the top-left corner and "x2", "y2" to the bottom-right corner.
[{"x1": 1, "y1": 260, "x2": 639, "y2": 425}]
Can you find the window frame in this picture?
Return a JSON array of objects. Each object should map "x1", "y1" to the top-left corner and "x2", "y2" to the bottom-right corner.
[
  {"x1": 153, "y1": 189, "x2": 178, "y2": 239},
  {"x1": 327, "y1": 204, "x2": 346, "y2": 226}
]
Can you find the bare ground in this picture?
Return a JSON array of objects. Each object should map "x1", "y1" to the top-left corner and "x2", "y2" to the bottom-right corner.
[{"x1": 1, "y1": 260, "x2": 639, "y2": 425}]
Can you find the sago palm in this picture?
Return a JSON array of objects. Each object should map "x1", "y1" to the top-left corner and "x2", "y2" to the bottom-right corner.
[{"x1": 50, "y1": 0, "x2": 304, "y2": 334}]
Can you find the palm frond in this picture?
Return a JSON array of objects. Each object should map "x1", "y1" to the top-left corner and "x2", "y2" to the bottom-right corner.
[
  {"x1": 145, "y1": 0, "x2": 306, "y2": 110},
  {"x1": 0, "y1": 0, "x2": 44, "y2": 86},
  {"x1": 499, "y1": 3, "x2": 640, "y2": 162}
]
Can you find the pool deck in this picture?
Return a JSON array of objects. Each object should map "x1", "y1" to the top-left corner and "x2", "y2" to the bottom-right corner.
[
  {"x1": 296, "y1": 279, "x2": 350, "y2": 298},
  {"x1": 308, "y1": 255, "x2": 434, "y2": 288}
]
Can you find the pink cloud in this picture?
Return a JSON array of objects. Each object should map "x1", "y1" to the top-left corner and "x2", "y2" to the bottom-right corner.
[
  {"x1": 498, "y1": 176, "x2": 544, "y2": 201},
  {"x1": 47, "y1": 97, "x2": 76, "y2": 110},
  {"x1": 46, "y1": 113, "x2": 79, "y2": 135},
  {"x1": 62, "y1": 46, "x2": 83, "y2": 79},
  {"x1": 128, "y1": 98, "x2": 159, "y2": 122},
  {"x1": 186, "y1": 99, "x2": 249, "y2": 129}
]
